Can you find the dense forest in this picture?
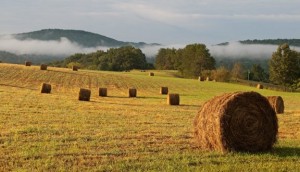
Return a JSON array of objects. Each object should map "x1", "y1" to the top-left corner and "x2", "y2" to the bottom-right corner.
[{"x1": 51, "y1": 46, "x2": 151, "y2": 71}]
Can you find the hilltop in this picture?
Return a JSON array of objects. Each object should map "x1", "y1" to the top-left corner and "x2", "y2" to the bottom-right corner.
[
  {"x1": 0, "y1": 29, "x2": 160, "y2": 64},
  {"x1": 12, "y1": 29, "x2": 160, "y2": 48},
  {"x1": 216, "y1": 39, "x2": 300, "y2": 47}
]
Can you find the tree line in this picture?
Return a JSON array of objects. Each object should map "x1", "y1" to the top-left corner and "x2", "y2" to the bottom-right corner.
[
  {"x1": 155, "y1": 43, "x2": 216, "y2": 77},
  {"x1": 155, "y1": 43, "x2": 300, "y2": 90},
  {"x1": 51, "y1": 43, "x2": 300, "y2": 90},
  {"x1": 51, "y1": 46, "x2": 152, "y2": 71}
]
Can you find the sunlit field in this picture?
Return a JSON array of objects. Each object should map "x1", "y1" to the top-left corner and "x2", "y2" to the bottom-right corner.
[{"x1": 0, "y1": 63, "x2": 299, "y2": 171}]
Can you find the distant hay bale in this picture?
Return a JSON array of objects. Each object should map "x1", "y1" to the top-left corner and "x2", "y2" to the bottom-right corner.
[
  {"x1": 194, "y1": 91, "x2": 278, "y2": 153},
  {"x1": 129, "y1": 88, "x2": 137, "y2": 97},
  {"x1": 167, "y1": 93, "x2": 180, "y2": 105},
  {"x1": 99, "y1": 88, "x2": 107, "y2": 97},
  {"x1": 267, "y1": 96, "x2": 284, "y2": 114},
  {"x1": 40, "y1": 83, "x2": 51, "y2": 94},
  {"x1": 72, "y1": 66, "x2": 79, "y2": 71},
  {"x1": 79, "y1": 88, "x2": 91, "y2": 101},
  {"x1": 257, "y1": 84, "x2": 263, "y2": 89},
  {"x1": 149, "y1": 72, "x2": 154, "y2": 76},
  {"x1": 198, "y1": 76, "x2": 205, "y2": 81},
  {"x1": 40, "y1": 64, "x2": 47, "y2": 70},
  {"x1": 160, "y1": 87, "x2": 168, "y2": 95},
  {"x1": 25, "y1": 61, "x2": 32, "y2": 66}
]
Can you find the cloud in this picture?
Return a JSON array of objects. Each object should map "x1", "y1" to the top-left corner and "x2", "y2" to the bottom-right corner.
[{"x1": 0, "y1": 35, "x2": 109, "y2": 56}]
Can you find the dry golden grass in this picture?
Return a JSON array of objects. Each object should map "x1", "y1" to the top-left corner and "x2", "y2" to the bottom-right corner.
[{"x1": 0, "y1": 63, "x2": 299, "y2": 171}]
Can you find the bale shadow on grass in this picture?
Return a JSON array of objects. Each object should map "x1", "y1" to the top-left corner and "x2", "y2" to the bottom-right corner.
[
  {"x1": 272, "y1": 147, "x2": 300, "y2": 157},
  {"x1": 138, "y1": 96, "x2": 164, "y2": 100}
]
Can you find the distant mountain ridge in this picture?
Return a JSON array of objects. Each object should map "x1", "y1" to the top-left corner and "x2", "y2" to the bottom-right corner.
[
  {"x1": 216, "y1": 39, "x2": 300, "y2": 47},
  {"x1": 12, "y1": 29, "x2": 160, "y2": 48}
]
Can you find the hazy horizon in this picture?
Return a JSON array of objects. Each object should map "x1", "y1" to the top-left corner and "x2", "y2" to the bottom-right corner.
[
  {"x1": 1, "y1": 0, "x2": 300, "y2": 45},
  {"x1": 2, "y1": 34, "x2": 300, "y2": 59}
]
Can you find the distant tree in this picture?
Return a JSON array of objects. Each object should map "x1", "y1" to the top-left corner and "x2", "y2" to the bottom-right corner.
[
  {"x1": 250, "y1": 64, "x2": 267, "y2": 82},
  {"x1": 180, "y1": 44, "x2": 215, "y2": 78},
  {"x1": 155, "y1": 48, "x2": 177, "y2": 70},
  {"x1": 269, "y1": 43, "x2": 300, "y2": 89},
  {"x1": 231, "y1": 62, "x2": 244, "y2": 81},
  {"x1": 212, "y1": 66, "x2": 231, "y2": 82},
  {"x1": 98, "y1": 46, "x2": 147, "y2": 71}
]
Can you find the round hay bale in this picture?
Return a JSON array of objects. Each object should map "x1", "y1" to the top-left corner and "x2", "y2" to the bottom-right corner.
[
  {"x1": 160, "y1": 87, "x2": 168, "y2": 95},
  {"x1": 257, "y1": 84, "x2": 263, "y2": 89},
  {"x1": 198, "y1": 76, "x2": 205, "y2": 81},
  {"x1": 149, "y1": 72, "x2": 154, "y2": 76},
  {"x1": 129, "y1": 88, "x2": 137, "y2": 97},
  {"x1": 167, "y1": 93, "x2": 180, "y2": 105},
  {"x1": 194, "y1": 91, "x2": 278, "y2": 153},
  {"x1": 40, "y1": 83, "x2": 51, "y2": 94},
  {"x1": 266, "y1": 96, "x2": 284, "y2": 114},
  {"x1": 25, "y1": 61, "x2": 32, "y2": 66},
  {"x1": 40, "y1": 64, "x2": 47, "y2": 70},
  {"x1": 99, "y1": 88, "x2": 107, "y2": 97},
  {"x1": 72, "y1": 66, "x2": 79, "y2": 71},
  {"x1": 79, "y1": 88, "x2": 91, "y2": 101}
]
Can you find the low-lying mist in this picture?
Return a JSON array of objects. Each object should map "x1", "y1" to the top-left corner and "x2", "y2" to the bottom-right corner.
[
  {"x1": 0, "y1": 35, "x2": 109, "y2": 56},
  {"x1": 1, "y1": 36, "x2": 299, "y2": 59}
]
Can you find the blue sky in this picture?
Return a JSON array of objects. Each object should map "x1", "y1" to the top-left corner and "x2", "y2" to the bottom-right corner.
[{"x1": 1, "y1": 0, "x2": 300, "y2": 44}]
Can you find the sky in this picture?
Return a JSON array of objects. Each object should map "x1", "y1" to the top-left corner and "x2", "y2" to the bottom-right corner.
[{"x1": 1, "y1": 0, "x2": 300, "y2": 45}]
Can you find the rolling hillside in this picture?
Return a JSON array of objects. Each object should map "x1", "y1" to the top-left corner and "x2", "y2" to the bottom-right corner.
[
  {"x1": 12, "y1": 29, "x2": 159, "y2": 48},
  {"x1": 0, "y1": 63, "x2": 299, "y2": 171},
  {"x1": 0, "y1": 29, "x2": 160, "y2": 64}
]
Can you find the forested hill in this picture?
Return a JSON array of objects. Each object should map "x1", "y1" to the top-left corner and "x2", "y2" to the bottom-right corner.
[
  {"x1": 239, "y1": 39, "x2": 300, "y2": 47},
  {"x1": 12, "y1": 29, "x2": 160, "y2": 48}
]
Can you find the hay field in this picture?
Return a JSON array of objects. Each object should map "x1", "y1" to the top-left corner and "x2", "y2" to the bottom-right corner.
[{"x1": 0, "y1": 63, "x2": 299, "y2": 171}]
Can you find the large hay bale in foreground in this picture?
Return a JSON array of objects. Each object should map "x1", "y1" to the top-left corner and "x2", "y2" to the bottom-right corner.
[
  {"x1": 257, "y1": 84, "x2": 263, "y2": 89},
  {"x1": 40, "y1": 64, "x2": 47, "y2": 70},
  {"x1": 79, "y1": 88, "x2": 91, "y2": 101},
  {"x1": 160, "y1": 87, "x2": 168, "y2": 95},
  {"x1": 128, "y1": 88, "x2": 137, "y2": 97},
  {"x1": 149, "y1": 72, "x2": 154, "y2": 76},
  {"x1": 194, "y1": 91, "x2": 278, "y2": 153},
  {"x1": 267, "y1": 96, "x2": 284, "y2": 114},
  {"x1": 25, "y1": 61, "x2": 32, "y2": 66},
  {"x1": 40, "y1": 83, "x2": 51, "y2": 94},
  {"x1": 99, "y1": 88, "x2": 107, "y2": 97},
  {"x1": 167, "y1": 93, "x2": 180, "y2": 105}
]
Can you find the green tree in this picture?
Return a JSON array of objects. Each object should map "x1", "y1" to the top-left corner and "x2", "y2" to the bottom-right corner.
[
  {"x1": 99, "y1": 46, "x2": 147, "y2": 71},
  {"x1": 180, "y1": 44, "x2": 215, "y2": 77},
  {"x1": 155, "y1": 48, "x2": 177, "y2": 70},
  {"x1": 250, "y1": 64, "x2": 267, "y2": 82},
  {"x1": 269, "y1": 43, "x2": 300, "y2": 89}
]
